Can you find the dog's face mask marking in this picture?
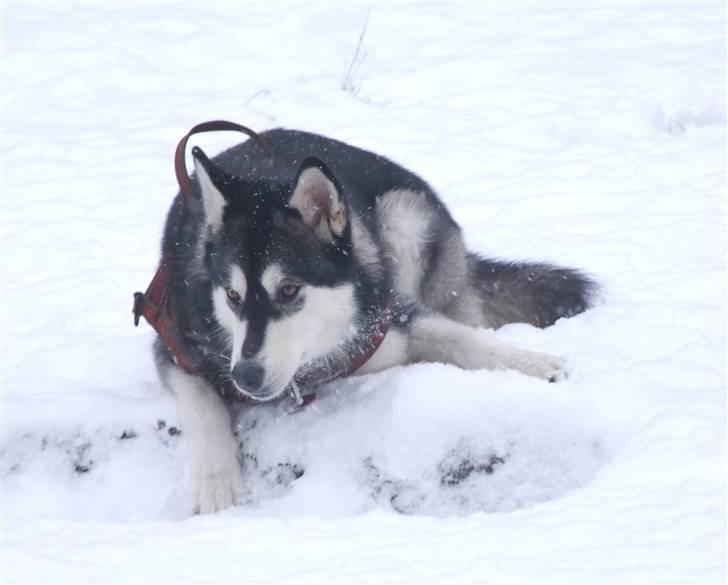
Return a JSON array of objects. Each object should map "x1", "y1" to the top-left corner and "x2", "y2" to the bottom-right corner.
[
  {"x1": 195, "y1": 148, "x2": 357, "y2": 401},
  {"x1": 212, "y1": 263, "x2": 356, "y2": 401}
]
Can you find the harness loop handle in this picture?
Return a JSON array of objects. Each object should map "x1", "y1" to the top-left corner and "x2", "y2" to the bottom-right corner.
[{"x1": 174, "y1": 120, "x2": 275, "y2": 207}]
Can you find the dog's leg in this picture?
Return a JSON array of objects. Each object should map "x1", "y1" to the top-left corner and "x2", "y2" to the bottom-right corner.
[
  {"x1": 407, "y1": 314, "x2": 565, "y2": 381},
  {"x1": 162, "y1": 366, "x2": 244, "y2": 514}
]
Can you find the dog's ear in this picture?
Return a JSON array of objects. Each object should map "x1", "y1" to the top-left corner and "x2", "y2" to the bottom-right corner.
[
  {"x1": 288, "y1": 157, "x2": 347, "y2": 241},
  {"x1": 192, "y1": 146, "x2": 232, "y2": 232}
]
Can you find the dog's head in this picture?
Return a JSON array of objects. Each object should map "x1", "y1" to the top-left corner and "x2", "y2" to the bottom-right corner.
[{"x1": 192, "y1": 147, "x2": 358, "y2": 401}]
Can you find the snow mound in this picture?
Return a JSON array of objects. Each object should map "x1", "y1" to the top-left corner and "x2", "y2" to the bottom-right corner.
[
  {"x1": 1, "y1": 365, "x2": 613, "y2": 522},
  {"x1": 238, "y1": 366, "x2": 612, "y2": 518}
]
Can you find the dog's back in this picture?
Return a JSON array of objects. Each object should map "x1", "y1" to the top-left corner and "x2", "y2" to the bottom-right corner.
[
  {"x1": 168, "y1": 128, "x2": 596, "y2": 331},
  {"x1": 223, "y1": 129, "x2": 595, "y2": 327}
]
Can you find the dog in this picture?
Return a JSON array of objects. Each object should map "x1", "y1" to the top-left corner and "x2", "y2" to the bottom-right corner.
[{"x1": 150, "y1": 128, "x2": 597, "y2": 514}]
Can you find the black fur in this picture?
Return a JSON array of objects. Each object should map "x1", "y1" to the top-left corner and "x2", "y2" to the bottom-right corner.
[{"x1": 154, "y1": 128, "x2": 597, "y2": 395}]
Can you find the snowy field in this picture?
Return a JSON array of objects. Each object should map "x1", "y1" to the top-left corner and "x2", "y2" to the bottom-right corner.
[{"x1": 2, "y1": 2, "x2": 726, "y2": 583}]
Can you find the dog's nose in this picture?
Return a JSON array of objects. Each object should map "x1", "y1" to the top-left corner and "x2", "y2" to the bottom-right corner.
[{"x1": 232, "y1": 361, "x2": 265, "y2": 392}]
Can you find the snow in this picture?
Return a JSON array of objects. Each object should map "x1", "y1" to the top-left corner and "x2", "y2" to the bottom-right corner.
[{"x1": 1, "y1": 2, "x2": 726, "y2": 583}]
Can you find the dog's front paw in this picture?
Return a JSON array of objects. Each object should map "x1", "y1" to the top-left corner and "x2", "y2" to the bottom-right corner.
[
  {"x1": 192, "y1": 454, "x2": 244, "y2": 515},
  {"x1": 518, "y1": 352, "x2": 567, "y2": 382}
]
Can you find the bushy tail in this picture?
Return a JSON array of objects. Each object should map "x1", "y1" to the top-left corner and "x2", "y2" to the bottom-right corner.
[{"x1": 467, "y1": 253, "x2": 598, "y2": 329}]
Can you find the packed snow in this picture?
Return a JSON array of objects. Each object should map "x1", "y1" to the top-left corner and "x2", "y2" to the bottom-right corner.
[{"x1": 1, "y1": 2, "x2": 725, "y2": 583}]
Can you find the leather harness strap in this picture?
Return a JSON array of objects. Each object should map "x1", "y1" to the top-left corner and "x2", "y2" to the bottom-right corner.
[
  {"x1": 133, "y1": 121, "x2": 392, "y2": 408},
  {"x1": 173, "y1": 120, "x2": 275, "y2": 207},
  {"x1": 132, "y1": 258, "x2": 201, "y2": 376}
]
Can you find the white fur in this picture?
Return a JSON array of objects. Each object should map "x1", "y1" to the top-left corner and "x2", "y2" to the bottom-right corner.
[
  {"x1": 230, "y1": 266, "x2": 247, "y2": 298},
  {"x1": 350, "y1": 213, "x2": 383, "y2": 280},
  {"x1": 408, "y1": 314, "x2": 565, "y2": 381},
  {"x1": 260, "y1": 264, "x2": 284, "y2": 297},
  {"x1": 355, "y1": 330, "x2": 409, "y2": 375},
  {"x1": 377, "y1": 190, "x2": 431, "y2": 298},
  {"x1": 162, "y1": 367, "x2": 244, "y2": 514},
  {"x1": 261, "y1": 283, "x2": 357, "y2": 395},
  {"x1": 353, "y1": 314, "x2": 564, "y2": 381},
  {"x1": 194, "y1": 157, "x2": 227, "y2": 232},
  {"x1": 212, "y1": 286, "x2": 247, "y2": 360}
]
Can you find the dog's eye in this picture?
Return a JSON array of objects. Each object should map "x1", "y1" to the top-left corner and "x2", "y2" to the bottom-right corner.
[
  {"x1": 277, "y1": 284, "x2": 300, "y2": 304},
  {"x1": 226, "y1": 288, "x2": 242, "y2": 303}
]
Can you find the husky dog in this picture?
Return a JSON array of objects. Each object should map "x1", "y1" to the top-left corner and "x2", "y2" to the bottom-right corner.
[{"x1": 153, "y1": 129, "x2": 596, "y2": 514}]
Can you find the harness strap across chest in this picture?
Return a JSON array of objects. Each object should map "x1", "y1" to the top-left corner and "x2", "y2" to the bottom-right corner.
[{"x1": 132, "y1": 121, "x2": 392, "y2": 409}]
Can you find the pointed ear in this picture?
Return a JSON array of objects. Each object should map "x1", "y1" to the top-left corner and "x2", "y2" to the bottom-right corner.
[
  {"x1": 289, "y1": 157, "x2": 347, "y2": 241},
  {"x1": 192, "y1": 146, "x2": 230, "y2": 232}
]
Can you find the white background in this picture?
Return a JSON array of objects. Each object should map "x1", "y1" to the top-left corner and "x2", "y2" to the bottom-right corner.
[{"x1": 2, "y1": 2, "x2": 725, "y2": 582}]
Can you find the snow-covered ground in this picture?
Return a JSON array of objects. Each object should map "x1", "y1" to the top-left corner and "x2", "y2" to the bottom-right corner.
[{"x1": 2, "y1": 2, "x2": 726, "y2": 582}]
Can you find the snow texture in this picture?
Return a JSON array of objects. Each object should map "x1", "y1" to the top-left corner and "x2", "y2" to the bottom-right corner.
[{"x1": 1, "y1": 2, "x2": 726, "y2": 583}]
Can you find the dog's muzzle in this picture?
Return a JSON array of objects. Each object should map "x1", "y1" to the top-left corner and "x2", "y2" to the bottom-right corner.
[{"x1": 231, "y1": 360, "x2": 280, "y2": 401}]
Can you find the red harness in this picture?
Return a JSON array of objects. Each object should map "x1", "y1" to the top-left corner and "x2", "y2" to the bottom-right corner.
[{"x1": 133, "y1": 121, "x2": 392, "y2": 409}]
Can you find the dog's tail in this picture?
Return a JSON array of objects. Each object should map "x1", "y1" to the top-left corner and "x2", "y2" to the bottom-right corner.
[{"x1": 467, "y1": 253, "x2": 598, "y2": 329}]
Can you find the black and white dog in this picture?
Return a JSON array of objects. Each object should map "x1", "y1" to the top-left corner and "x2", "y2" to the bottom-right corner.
[{"x1": 151, "y1": 129, "x2": 596, "y2": 513}]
